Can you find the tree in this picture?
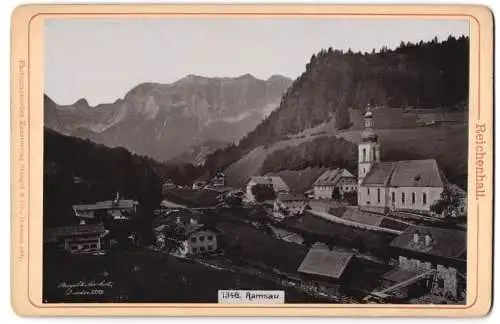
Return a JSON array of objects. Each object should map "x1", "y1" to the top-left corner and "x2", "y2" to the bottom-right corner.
[
  {"x1": 430, "y1": 185, "x2": 464, "y2": 218},
  {"x1": 251, "y1": 184, "x2": 277, "y2": 202},
  {"x1": 158, "y1": 222, "x2": 185, "y2": 252}
]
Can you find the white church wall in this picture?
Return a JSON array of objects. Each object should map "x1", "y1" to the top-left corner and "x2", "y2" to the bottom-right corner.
[
  {"x1": 358, "y1": 185, "x2": 387, "y2": 212},
  {"x1": 389, "y1": 187, "x2": 443, "y2": 213}
]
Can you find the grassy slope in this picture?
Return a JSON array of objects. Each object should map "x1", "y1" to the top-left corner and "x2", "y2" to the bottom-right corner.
[{"x1": 225, "y1": 108, "x2": 468, "y2": 190}]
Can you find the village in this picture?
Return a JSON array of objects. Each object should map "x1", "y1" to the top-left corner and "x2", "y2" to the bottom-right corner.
[{"x1": 43, "y1": 108, "x2": 467, "y2": 304}]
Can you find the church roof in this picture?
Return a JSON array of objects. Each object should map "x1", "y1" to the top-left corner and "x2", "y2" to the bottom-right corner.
[
  {"x1": 361, "y1": 162, "x2": 397, "y2": 186},
  {"x1": 313, "y1": 168, "x2": 355, "y2": 187},
  {"x1": 362, "y1": 159, "x2": 445, "y2": 187}
]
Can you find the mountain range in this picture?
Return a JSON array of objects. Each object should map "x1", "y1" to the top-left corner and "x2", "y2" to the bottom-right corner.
[{"x1": 44, "y1": 74, "x2": 292, "y2": 162}]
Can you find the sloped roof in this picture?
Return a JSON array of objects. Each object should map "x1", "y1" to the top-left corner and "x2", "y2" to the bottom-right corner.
[
  {"x1": 390, "y1": 160, "x2": 444, "y2": 187},
  {"x1": 313, "y1": 168, "x2": 355, "y2": 187},
  {"x1": 181, "y1": 223, "x2": 205, "y2": 236},
  {"x1": 44, "y1": 223, "x2": 107, "y2": 241},
  {"x1": 73, "y1": 199, "x2": 137, "y2": 211},
  {"x1": 297, "y1": 248, "x2": 354, "y2": 279},
  {"x1": 247, "y1": 176, "x2": 290, "y2": 192},
  {"x1": 390, "y1": 225, "x2": 466, "y2": 261},
  {"x1": 160, "y1": 199, "x2": 187, "y2": 209},
  {"x1": 362, "y1": 160, "x2": 445, "y2": 187},
  {"x1": 361, "y1": 162, "x2": 396, "y2": 186}
]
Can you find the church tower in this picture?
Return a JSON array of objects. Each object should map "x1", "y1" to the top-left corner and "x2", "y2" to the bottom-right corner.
[{"x1": 358, "y1": 106, "x2": 380, "y2": 184}]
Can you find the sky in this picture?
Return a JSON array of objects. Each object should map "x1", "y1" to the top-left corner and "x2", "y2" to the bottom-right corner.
[{"x1": 45, "y1": 18, "x2": 469, "y2": 106}]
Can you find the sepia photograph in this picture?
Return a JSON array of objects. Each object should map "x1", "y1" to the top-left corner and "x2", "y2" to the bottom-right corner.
[{"x1": 40, "y1": 15, "x2": 472, "y2": 305}]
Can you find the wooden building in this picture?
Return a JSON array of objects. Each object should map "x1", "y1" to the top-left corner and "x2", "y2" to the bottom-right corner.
[
  {"x1": 312, "y1": 168, "x2": 357, "y2": 200},
  {"x1": 44, "y1": 223, "x2": 109, "y2": 254},
  {"x1": 72, "y1": 193, "x2": 138, "y2": 222},
  {"x1": 154, "y1": 217, "x2": 220, "y2": 257},
  {"x1": 387, "y1": 225, "x2": 466, "y2": 301}
]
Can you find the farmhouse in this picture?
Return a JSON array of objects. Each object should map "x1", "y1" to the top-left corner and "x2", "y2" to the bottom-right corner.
[
  {"x1": 162, "y1": 179, "x2": 177, "y2": 193},
  {"x1": 44, "y1": 222, "x2": 109, "y2": 254},
  {"x1": 357, "y1": 107, "x2": 466, "y2": 216},
  {"x1": 386, "y1": 225, "x2": 466, "y2": 301},
  {"x1": 312, "y1": 168, "x2": 357, "y2": 200},
  {"x1": 72, "y1": 193, "x2": 138, "y2": 222},
  {"x1": 154, "y1": 217, "x2": 220, "y2": 257},
  {"x1": 245, "y1": 176, "x2": 290, "y2": 203},
  {"x1": 210, "y1": 172, "x2": 226, "y2": 188}
]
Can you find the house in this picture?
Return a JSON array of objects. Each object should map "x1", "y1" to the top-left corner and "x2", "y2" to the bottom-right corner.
[
  {"x1": 162, "y1": 179, "x2": 177, "y2": 193},
  {"x1": 387, "y1": 225, "x2": 466, "y2": 301},
  {"x1": 210, "y1": 172, "x2": 226, "y2": 188},
  {"x1": 72, "y1": 193, "x2": 138, "y2": 222},
  {"x1": 273, "y1": 193, "x2": 308, "y2": 219},
  {"x1": 297, "y1": 245, "x2": 355, "y2": 281},
  {"x1": 154, "y1": 217, "x2": 220, "y2": 257},
  {"x1": 44, "y1": 223, "x2": 109, "y2": 254},
  {"x1": 245, "y1": 176, "x2": 290, "y2": 203},
  {"x1": 312, "y1": 169, "x2": 357, "y2": 200},
  {"x1": 192, "y1": 181, "x2": 207, "y2": 190},
  {"x1": 357, "y1": 107, "x2": 466, "y2": 215}
]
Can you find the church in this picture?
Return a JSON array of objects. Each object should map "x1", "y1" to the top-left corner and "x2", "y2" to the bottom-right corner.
[{"x1": 357, "y1": 108, "x2": 455, "y2": 216}]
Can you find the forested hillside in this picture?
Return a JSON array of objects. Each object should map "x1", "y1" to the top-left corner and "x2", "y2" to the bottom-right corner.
[
  {"x1": 43, "y1": 129, "x2": 204, "y2": 228},
  {"x1": 205, "y1": 36, "x2": 469, "y2": 175}
]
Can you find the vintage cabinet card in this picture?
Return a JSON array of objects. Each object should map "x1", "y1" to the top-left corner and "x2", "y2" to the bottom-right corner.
[{"x1": 10, "y1": 3, "x2": 493, "y2": 317}]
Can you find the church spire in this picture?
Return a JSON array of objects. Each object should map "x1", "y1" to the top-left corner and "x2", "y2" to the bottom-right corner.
[
  {"x1": 361, "y1": 105, "x2": 378, "y2": 142},
  {"x1": 358, "y1": 105, "x2": 381, "y2": 185}
]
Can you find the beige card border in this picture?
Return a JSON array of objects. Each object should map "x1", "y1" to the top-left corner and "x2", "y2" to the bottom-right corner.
[{"x1": 10, "y1": 4, "x2": 493, "y2": 317}]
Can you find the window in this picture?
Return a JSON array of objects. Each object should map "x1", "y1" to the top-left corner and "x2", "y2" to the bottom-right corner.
[
  {"x1": 199, "y1": 236, "x2": 205, "y2": 242},
  {"x1": 423, "y1": 193, "x2": 427, "y2": 205},
  {"x1": 437, "y1": 278, "x2": 444, "y2": 289},
  {"x1": 200, "y1": 247, "x2": 205, "y2": 252},
  {"x1": 362, "y1": 148, "x2": 366, "y2": 162},
  {"x1": 208, "y1": 235, "x2": 213, "y2": 241},
  {"x1": 191, "y1": 237, "x2": 197, "y2": 243},
  {"x1": 373, "y1": 147, "x2": 376, "y2": 161},
  {"x1": 208, "y1": 245, "x2": 213, "y2": 251},
  {"x1": 377, "y1": 188, "x2": 381, "y2": 203},
  {"x1": 401, "y1": 193, "x2": 405, "y2": 204},
  {"x1": 367, "y1": 188, "x2": 370, "y2": 195},
  {"x1": 392, "y1": 192, "x2": 395, "y2": 202},
  {"x1": 192, "y1": 247, "x2": 197, "y2": 253},
  {"x1": 412, "y1": 192, "x2": 416, "y2": 204}
]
